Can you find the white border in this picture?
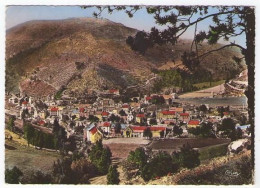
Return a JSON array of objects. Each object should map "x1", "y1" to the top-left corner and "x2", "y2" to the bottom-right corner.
[{"x1": 0, "y1": 1, "x2": 259, "y2": 188}]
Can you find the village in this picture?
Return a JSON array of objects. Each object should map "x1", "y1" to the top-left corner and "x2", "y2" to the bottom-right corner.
[{"x1": 5, "y1": 87, "x2": 250, "y2": 152}]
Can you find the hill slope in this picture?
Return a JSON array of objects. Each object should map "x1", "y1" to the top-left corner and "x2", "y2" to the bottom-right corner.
[{"x1": 6, "y1": 18, "x2": 245, "y2": 96}]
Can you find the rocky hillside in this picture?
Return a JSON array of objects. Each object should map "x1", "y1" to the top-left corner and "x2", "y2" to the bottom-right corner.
[{"x1": 6, "y1": 18, "x2": 245, "y2": 96}]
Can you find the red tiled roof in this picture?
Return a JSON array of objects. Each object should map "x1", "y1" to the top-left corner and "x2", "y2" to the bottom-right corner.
[
  {"x1": 38, "y1": 120, "x2": 45, "y2": 125},
  {"x1": 188, "y1": 120, "x2": 200, "y2": 125},
  {"x1": 131, "y1": 126, "x2": 166, "y2": 132},
  {"x1": 79, "y1": 108, "x2": 85, "y2": 113},
  {"x1": 122, "y1": 104, "x2": 129, "y2": 108},
  {"x1": 136, "y1": 114, "x2": 145, "y2": 118},
  {"x1": 223, "y1": 112, "x2": 229, "y2": 115},
  {"x1": 102, "y1": 112, "x2": 109, "y2": 116},
  {"x1": 103, "y1": 122, "x2": 111, "y2": 127},
  {"x1": 51, "y1": 107, "x2": 59, "y2": 112},
  {"x1": 146, "y1": 96, "x2": 152, "y2": 100},
  {"x1": 22, "y1": 101, "x2": 28, "y2": 105},
  {"x1": 109, "y1": 89, "x2": 118, "y2": 93},
  {"x1": 162, "y1": 111, "x2": 176, "y2": 115},
  {"x1": 180, "y1": 113, "x2": 189, "y2": 116},
  {"x1": 90, "y1": 127, "x2": 97, "y2": 134}
]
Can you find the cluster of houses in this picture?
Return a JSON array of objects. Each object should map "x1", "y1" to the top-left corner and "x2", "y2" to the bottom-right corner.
[{"x1": 6, "y1": 91, "x2": 249, "y2": 145}]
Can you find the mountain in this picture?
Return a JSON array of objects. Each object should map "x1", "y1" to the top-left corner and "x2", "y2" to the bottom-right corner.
[{"x1": 6, "y1": 18, "x2": 245, "y2": 96}]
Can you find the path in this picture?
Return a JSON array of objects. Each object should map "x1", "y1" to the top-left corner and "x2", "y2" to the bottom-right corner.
[{"x1": 179, "y1": 84, "x2": 225, "y2": 98}]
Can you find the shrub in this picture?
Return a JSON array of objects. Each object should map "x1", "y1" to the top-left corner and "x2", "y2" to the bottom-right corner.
[
  {"x1": 5, "y1": 166, "x2": 23, "y2": 184},
  {"x1": 107, "y1": 165, "x2": 120, "y2": 185}
]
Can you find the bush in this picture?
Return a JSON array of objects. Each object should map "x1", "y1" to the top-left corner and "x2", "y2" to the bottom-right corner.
[
  {"x1": 5, "y1": 166, "x2": 23, "y2": 184},
  {"x1": 141, "y1": 151, "x2": 178, "y2": 181},
  {"x1": 174, "y1": 144, "x2": 200, "y2": 169},
  {"x1": 107, "y1": 165, "x2": 120, "y2": 185},
  {"x1": 89, "y1": 141, "x2": 112, "y2": 175},
  {"x1": 22, "y1": 171, "x2": 51, "y2": 184}
]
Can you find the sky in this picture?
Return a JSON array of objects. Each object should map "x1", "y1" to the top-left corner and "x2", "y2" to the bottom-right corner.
[{"x1": 5, "y1": 5, "x2": 246, "y2": 47}]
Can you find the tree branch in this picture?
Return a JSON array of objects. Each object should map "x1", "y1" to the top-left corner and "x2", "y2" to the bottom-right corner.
[{"x1": 198, "y1": 43, "x2": 245, "y2": 61}]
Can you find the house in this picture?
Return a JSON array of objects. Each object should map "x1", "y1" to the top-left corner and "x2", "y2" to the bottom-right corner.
[
  {"x1": 99, "y1": 121, "x2": 111, "y2": 134},
  {"x1": 169, "y1": 107, "x2": 183, "y2": 113},
  {"x1": 136, "y1": 113, "x2": 145, "y2": 123},
  {"x1": 101, "y1": 111, "x2": 109, "y2": 118},
  {"x1": 179, "y1": 113, "x2": 190, "y2": 123},
  {"x1": 122, "y1": 104, "x2": 130, "y2": 112},
  {"x1": 187, "y1": 120, "x2": 200, "y2": 128},
  {"x1": 84, "y1": 124, "x2": 103, "y2": 143},
  {"x1": 38, "y1": 120, "x2": 45, "y2": 126},
  {"x1": 157, "y1": 110, "x2": 176, "y2": 120},
  {"x1": 21, "y1": 101, "x2": 29, "y2": 109},
  {"x1": 49, "y1": 107, "x2": 59, "y2": 117},
  {"x1": 108, "y1": 89, "x2": 120, "y2": 95},
  {"x1": 123, "y1": 126, "x2": 166, "y2": 138},
  {"x1": 162, "y1": 95, "x2": 173, "y2": 104},
  {"x1": 144, "y1": 96, "x2": 152, "y2": 104}
]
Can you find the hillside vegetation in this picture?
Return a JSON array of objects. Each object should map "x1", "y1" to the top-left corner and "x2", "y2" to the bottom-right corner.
[{"x1": 6, "y1": 18, "x2": 245, "y2": 95}]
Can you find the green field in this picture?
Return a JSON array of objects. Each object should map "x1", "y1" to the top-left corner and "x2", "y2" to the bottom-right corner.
[
  {"x1": 5, "y1": 139, "x2": 61, "y2": 179},
  {"x1": 193, "y1": 80, "x2": 225, "y2": 90},
  {"x1": 199, "y1": 143, "x2": 229, "y2": 162}
]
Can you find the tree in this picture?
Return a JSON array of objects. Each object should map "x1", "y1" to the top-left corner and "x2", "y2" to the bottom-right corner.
[
  {"x1": 22, "y1": 171, "x2": 52, "y2": 184},
  {"x1": 88, "y1": 115, "x2": 99, "y2": 122},
  {"x1": 89, "y1": 141, "x2": 112, "y2": 175},
  {"x1": 119, "y1": 109, "x2": 127, "y2": 116},
  {"x1": 127, "y1": 147, "x2": 148, "y2": 169},
  {"x1": 143, "y1": 127, "x2": 152, "y2": 139},
  {"x1": 199, "y1": 104, "x2": 208, "y2": 113},
  {"x1": 5, "y1": 166, "x2": 23, "y2": 184},
  {"x1": 7, "y1": 116, "x2": 15, "y2": 132},
  {"x1": 141, "y1": 151, "x2": 176, "y2": 181},
  {"x1": 149, "y1": 118, "x2": 157, "y2": 125},
  {"x1": 23, "y1": 122, "x2": 35, "y2": 146},
  {"x1": 90, "y1": 5, "x2": 255, "y2": 164},
  {"x1": 174, "y1": 143, "x2": 200, "y2": 169},
  {"x1": 114, "y1": 123, "x2": 121, "y2": 134},
  {"x1": 173, "y1": 125, "x2": 183, "y2": 137},
  {"x1": 107, "y1": 165, "x2": 120, "y2": 185},
  {"x1": 71, "y1": 158, "x2": 97, "y2": 183}
]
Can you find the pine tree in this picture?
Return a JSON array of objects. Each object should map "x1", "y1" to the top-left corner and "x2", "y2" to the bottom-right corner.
[{"x1": 107, "y1": 165, "x2": 120, "y2": 185}]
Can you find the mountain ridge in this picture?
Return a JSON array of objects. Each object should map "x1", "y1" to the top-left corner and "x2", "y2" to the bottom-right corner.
[{"x1": 6, "y1": 18, "x2": 245, "y2": 96}]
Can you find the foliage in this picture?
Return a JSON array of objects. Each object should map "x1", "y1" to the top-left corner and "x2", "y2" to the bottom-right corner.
[
  {"x1": 107, "y1": 165, "x2": 120, "y2": 185},
  {"x1": 108, "y1": 114, "x2": 121, "y2": 122},
  {"x1": 141, "y1": 151, "x2": 179, "y2": 181},
  {"x1": 218, "y1": 118, "x2": 241, "y2": 141},
  {"x1": 22, "y1": 171, "x2": 52, "y2": 184},
  {"x1": 126, "y1": 31, "x2": 152, "y2": 54},
  {"x1": 52, "y1": 157, "x2": 75, "y2": 184},
  {"x1": 127, "y1": 147, "x2": 148, "y2": 169},
  {"x1": 199, "y1": 143, "x2": 229, "y2": 161},
  {"x1": 174, "y1": 144, "x2": 200, "y2": 169},
  {"x1": 149, "y1": 118, "x2": 157, "y2": 125},
  {"x1": 143, "y1": 127, "x2": 152, "y2": 138},
  {"x1": 89, "y1": 141, "x2": 112, "y2": 175},
  {"x1": 7, "y1": 116, "x2": 16, "y2": 132},
  {"x1": 119, "y1": 109, "x2": 127, "y2": 116},
  {"x1": 24, "y1": 122, "x2": 58, "y2": 149},
  {"x1": 188, "y1": 122, "x2": 215, "y2": 138},
  {"x1": 114, "y1": 123, "x2": 121, "y2": 134},
  {"x1": 173, "y1": 125, "x2": 183, "y2": 136},
  {"x1": 71, "y1": 158, "x2": 97, "y2": 183},
  {"x1": 5, "y1": 166, "x2": 23, "y2": 184},
  {"x1": 176, "y1": 153, "x2": 252, "y2": 185},
  {"x1": 151, "y1": 95, "x2": 165, "y2": 105},
  {"x1": 88, "y1": 115, "x2": 99, "y2": 122},
  {"x1": 199, "y1": 105, "x2": 208, "y2": 113}
]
